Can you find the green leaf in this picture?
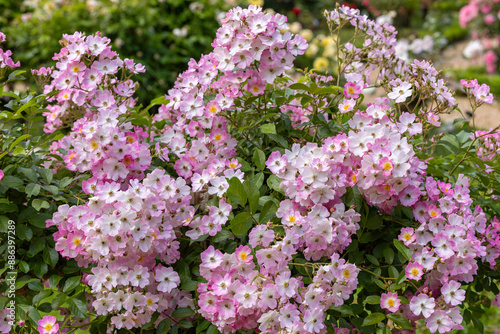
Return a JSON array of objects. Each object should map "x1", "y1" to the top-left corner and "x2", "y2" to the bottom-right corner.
[
  {"x1": 19, "y1": 261, "x2": 29, "y2": 273},
  {"x1": 196, "y1": 319, "x2": 210, "y2": 334},
  {"x1": 364, "y1": 295, "x2": 381, "y2": 305},
  {"x1": 267, "y1": 175, "x2": 283, "y2": 193},
  {"x1": 157, "y1": 318, "x2": 171, "y2": 334},
  {"x1": 226, "y1": 177, "x2": 247, "y2": 206},
  {"x1": 230, "y1": 212, "x2": 253, "y2": 236},
  {"x1": 62, "y1": 276, "x2": 81, "y2": 294},
  {"x1": 151, "y1": 96, "x2": 170, "y2": 105},
  {"x1": 206, "y1": 324, "x2": 220, "y2": 334},
  {"x1": 396, "y1": 270, "x2": 407, "y2": 284},
  {"x1": 289, "y1": 83, "x2": 311, "y2": 91},
  {"x1": 32, "y1": 290, "x2": 52, "y2": 305},
  {"x1": 212, "y1": 230, "x2": 233, "y2": 243},
  {"x1": 49, "y1": 275, "x2": 63, "y2": 289},
  {"x1": 253, "y1": 149, "x2": 266, "y2": 170},
  {"x1": 366, "y1": 215, "x2": 383, "y2": 230},
  {"x1": 259, "y1": 200, "x2": 278, "y2": 224},
  {"x1": 362, "y1": 313, "x2": 386, "y2": 327},
  {"x1": 25, "y1": 183, "x2": 41, "y2": 197},
  {"x1": 244, "y1": 179, "x2": 260, "y2": 214},
  {"x1": 366, "y1": 254, "x2": 379, "y2": 266},
  {"x1": 171, "y1": 307, "x2": 195, "y2": 318},
  {"x1": 251, "y1": 172, "x2": 265, "y2": 189},
  {"x1": 386, "y1": 313, "x2": 411, "y2": 330},
  {"x1": 2, "y1": 175, "x2": 23, "y2": 189},
  {"x1": 32, "y1": 198, "x2": 50, "y2": 211},
  {"x1": 393, "y1": 239, "x2": 411, "y2": 261},
  {"x1": 17, "y1": 224, "x2": 33, "y2": 241},
  {"x1": 177, "y1": 319, "x2": 193, "y2": 329},
  {"x1": 383, "y1": 248, "x2": 395, "y2": 265},
  {"x1": 27, "y1": 237, "x2": 46, "y2": 257},
  {"x1": 260, "y1": 123, "x2": 276, "y2": 134},
  {"x1": 8, "y1": 134, "x2": 31, "y2": 151},
  {"x1": 51, "y1": 293, "x2": 66, "y2": 310},
  {"x1": 388, "y1": 266, "x2": 399, "y2": 279},
  {"x1": 39, "y1": 168, "x2": 53, "y2": 184},
  {"x1": 67, "y1": 297, "x2": 88, "y2": 319},
  {"x1": 15, "y1": 278, "x2": 38, "y2": 290},
  {"x1": 19, "y1": 167, "x2": 38, "y2": 182},
  {"x1": 43, "y1": 248, "x2": 59, "y2": 267}
]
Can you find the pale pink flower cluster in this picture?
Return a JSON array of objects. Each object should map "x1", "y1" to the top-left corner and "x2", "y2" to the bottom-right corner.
[
  {"x1": 34, "y1": 31, "x2": 144, "y2": 133},
  {"x1": 0, "y1": 32, "x2": 20, "y2": 70}
]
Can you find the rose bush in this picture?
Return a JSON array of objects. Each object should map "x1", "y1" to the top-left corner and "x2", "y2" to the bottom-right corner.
[{"x1": 1, "y1": 3, "x2": 500, "y2": 334}]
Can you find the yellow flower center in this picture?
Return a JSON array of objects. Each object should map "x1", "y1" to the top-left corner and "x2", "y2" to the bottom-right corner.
[
  {"x1": 239, "y1": 252, "x2": 248, "y2": 260},
  {"x1": 124, "y1": 157, "x2": 132, "y2": 165},
  {"x1": 214, "y1": 134, "x2": 222, "y2": 141},
  {"x1": 127, "y1": 136, "x2": 135, "y2": 143},
  {"x1": 384, "y1": 185, "x2": 391, "y2": 191},
  {"x1": 63, "y1": 94, "x2": 69, "y2": 99},
  {"x1": 73, "y1": 66, "x2": 79, "y2": 72},
  {"x1": 288, "y1": 215, "x2": 296, "y2": 223},
  {"x1": 430, "y1": 210, "x2": 437, "y2": 217},
  {"x1": 209, "y1": 106, "x2": 217, "y2": 113},
  {"x1": 411, "y1": 268, "x2": 419, "y2": 276},
  {"x1": 387, "y1": 298, "x2": 395, "y2": 307},
  {"x1": 348, "y1": 87, "x2": 355, "y2": 94},
  {"x1": 45, "y1": 324, "x2": 53, "y2": 330},
  {"x1": 73, "y1": 238, "x2": 81, "y2": 246},
  {"x1": 351, "y1": 174, "x2": 356, "y2": 182},
  {"x1": 252, "y1": 85, "x2": 260, "y2": 92},
  {"x1": 229, "y1": 163, "x2": 237, "y2": 168},
  {"x1": 147, "y1": 298, "x2": 154, "y2": 305},
  {"x1": 91, "y1": 142, "x2": 98, "y2": 149},
  {"x1": 383, "y1": 162, "x2": 392, "y2": 170},
  {"x1": 343, "y1": 269, "x2": 351, "y2": 278},
  {"x1": 69, "y1": 154, "x2": 75, "y2": 161},
  {"x1": 404, "y1": 233, "x2": 411, "y2": 240}
]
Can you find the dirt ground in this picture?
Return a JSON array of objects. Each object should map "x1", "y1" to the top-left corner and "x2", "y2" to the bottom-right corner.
[{"x1": 437, "y1": 41, "x2": 500, "y2": 130}]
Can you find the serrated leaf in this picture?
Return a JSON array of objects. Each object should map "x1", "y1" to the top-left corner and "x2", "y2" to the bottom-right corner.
[
  {"x1": 230, "y1": 212, "x2": 253, "y2": 236},
  {"x1": 62, "y1": 276, "x2": 81, "y2": 294},
  {"x1": 253, "y1": 149, "x2": 266, "y2": 170},
  {"x1": 393, "y1": 239, "x2": 411, "y2": 261},
  {"x1": 157, "y1": 318, "x2": 171, "y2": 334},
  {"x1": 366, "y1": 254, "x2": 379, "y2": 266},
  {"x1": 39, "y1": 168, "x2": 53, "y2": 184},
  {"x1": 387, "y1": 313, "x2": 412, "y2": 330},
  {"x1": 226, "y1": 177, "x2": 247, "y2": 206},
  {"x1": 172, "y1": 307, "x2": 195, "y2": 318},
  {"x1": 32, "y1": 198, "x2": 50, "y2": 211},
  {"x1": 25, "y1": 183, "x2": 41, "y2": 197},
  {"x1": 362, "y1": 313, "x2": 386, "y2": 327},
  {"x1": 364, "y1": 295, "x2": 381, "y2": 305},
  {"x1": 260, "y1": 123, "x2": 276, "y2": 134},
  {"x1": 384, "y1": 248, "x2": 395, "y2": 265},
  {"x1": 67, "y1": 297, "x2": 88, "y2": 319},
  {"x1": 259, "y1": 200, "x2": 278, "y2": 224}
]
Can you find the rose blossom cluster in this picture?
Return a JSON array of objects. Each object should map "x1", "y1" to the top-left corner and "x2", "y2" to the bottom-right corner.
[
  {"x1": 459, "y1": 0, "x2": 500, "y2": 74},
  {"x1": 473, "y1": 128, "x2": 500, "y2": 163},
  {"x1": 33, "y1": 31, "x2": 145, "y2": 133},
  {"x1": 47, "y1": 169, "x2": 197, "y2": 328},
  {"x1": 153, "y1": 4, "x2": 307, "y2": 190},
  {"x1": 45, "y1": 5, "x2": 309, "y2": 329},
  {"x1": 391, "y1": 173, "x2": 500, "y2": 332},
  {"x1": 198, "y1": 244, "x2": 359, "y2": 333},
  {"x1": 0, "y1": 32, "x2": 20, "y2": 70},
  {"x1": 327, "y1": 5, "x2": 457, "y2": 127}
]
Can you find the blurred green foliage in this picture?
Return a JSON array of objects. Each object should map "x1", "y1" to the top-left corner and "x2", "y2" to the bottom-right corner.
[{"x1": 0, "y1": 0, "x2": 230, "y2": 105}]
